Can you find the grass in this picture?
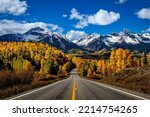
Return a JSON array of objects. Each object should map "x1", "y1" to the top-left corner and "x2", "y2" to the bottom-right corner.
[
  {"x1": 0, "y1": 70, "x2": 33, "y2": 89},
  {"x1": 0, "y1": 70, "x2": 69, "y2": 99},
  {"x1": 98, "y1": 66, "x2": 150, "y2": 95},
  {"x1": 84, "y1": 66, "x2": 150, "y2": 95}
]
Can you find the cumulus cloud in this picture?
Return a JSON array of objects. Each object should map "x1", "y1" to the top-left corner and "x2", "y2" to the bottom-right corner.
[
  {"x1": 115, "y1": 0, "x2": 128, "y2": 4},
  {"x1": 136, "y1": 8, "x2": 150, "y2": 20},
  {"x1": 70, "y1": 8, "x2": 85, "y2": 20},
  {"x1": 48, "y1": 24, "x2": 64, "y2": 34},
  {"x1": 0, "y1": 19, "x2": 64, "y2": 36},
  {"x1": 69, "y1": 8, "x2": 88, "y2": 28},
  {"x1": 146, "y1": 27, "x2": 150, "y2": 32},
  {"x1": 88, "y1": 9, "x2": 120, "y2": 25},
  {"x1": 68, "y1": 8, "x2": 120, "y2": 29},
  {"x1": 62, "y1": 14, "x2": 67, "y2": 18},
  {"x1": 142, "y1": 27, "x2": 150, "y2": 33},
  {"x1": 0, "y1": 0, "x2": 27, "y2": 15},
  {"x1": 66, "y1": 30, "x2": 87, "y2": 43}
]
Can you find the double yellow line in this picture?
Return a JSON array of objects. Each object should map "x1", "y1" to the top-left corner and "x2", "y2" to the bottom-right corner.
[{"x1": 72, "y1": 79, "x2": 76, "y2": 100}]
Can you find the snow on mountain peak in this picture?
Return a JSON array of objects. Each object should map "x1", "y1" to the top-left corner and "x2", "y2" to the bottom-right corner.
[
  {"x1": 142, "y1": 33, "x2": 150, "y2": 38},
  {"x1": 90, "y1": 33, "x2": 100, "y2": 38},
  {"x1": 22, "y1": 27, "x2": 64, "y2": 42},
  {"x1": 25, "y1": 27, "x2": 45, "y2": 34},
  {"x1": 75, "y1": 30, "x2": 149, "y2": 48},
  {"x1": 76, "y1": 33, "x2": 101, "y2": 46}
]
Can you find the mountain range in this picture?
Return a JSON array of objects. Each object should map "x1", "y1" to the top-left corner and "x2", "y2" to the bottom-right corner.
[
  {"x1": 76, "y1": 29, "x2": 150, "y2": 52},
  {"x1": 0, "y1": 27, "x2": 150, "y2": 52},
  {"x1": 0, "y1": 27, "x2": 81, "y2": 52}
]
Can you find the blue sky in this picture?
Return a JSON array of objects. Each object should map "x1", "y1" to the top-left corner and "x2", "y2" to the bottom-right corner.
[{"x1": 0, "y1": 0, "x2": 150, "y2": 38}]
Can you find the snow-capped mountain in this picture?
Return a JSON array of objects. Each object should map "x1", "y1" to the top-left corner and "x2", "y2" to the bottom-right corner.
[
  {"x1": 0, "y1": 27, "x2": 81, "y2": 52},
  {"x1": 22, "y1": 27, "x2": 51, "y2": 41},
  {"x1": 104, "y1": 30, "x2": 141, "y2": 46},
  {"x1": 76, "y1": 33, "x2": 108, "y2": 51},
  {"x1": 76, "y1": 33, "x2": 101, "y2": 46},
  {"x1": 76, "y1": 29, "x2": 150, "y2": 52},
  {"x1": 0, "y1": 27, "x2": 150, "y2": 52},
  {"x1": 141, "y1": 33, "x2": 150, "y2": 43}
]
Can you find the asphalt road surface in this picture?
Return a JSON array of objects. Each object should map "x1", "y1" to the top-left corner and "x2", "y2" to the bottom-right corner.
[{"x1": 8, "y1": 69, "x2": 150, "y2": 100}]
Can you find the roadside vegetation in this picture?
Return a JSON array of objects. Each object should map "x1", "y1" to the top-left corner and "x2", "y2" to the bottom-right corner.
[
  {"x1": 0, "y1": 42, "x2": 150, "y2": 98},
  {"x1": 73, "y1": 48, "x2": 150, "y2": 94},
  {"x1": 0, "y1": 42, "x2": 74, "y2": 99},
  {"x1": 100, "y1": 66, "x2": 150, "y2": 94}
]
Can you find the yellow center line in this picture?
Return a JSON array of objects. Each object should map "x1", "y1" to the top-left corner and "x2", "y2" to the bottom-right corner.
[{"x1": 72, "y1": 78, "x2": 76, "y2": 100}]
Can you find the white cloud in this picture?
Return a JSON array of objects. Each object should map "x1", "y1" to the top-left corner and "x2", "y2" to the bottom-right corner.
[
  {"x1": 115, "y1": 0, "x2": 127, "y2": 4},
  {"x1": 66, "y1": 30, "x2": 87, "y2": 43},
  {"x1": 62, "y1": 14, "x2": 67, "y2": 18},
  {"x1": 70, "y1": 8, "x2": 84, "y2": 20},
  {"x1": 48, "y1": 24, "x2": 64, "y2": 34},
  {"x1": 142, "y1": 27, "x2": 150, "y2": 32},
  {"x1": 0, "y1": 19, "x2": 64, "y2": 36},
  {"x1": 146, "y1": 27, "x2": 150, "y2": 32},
  {"x1": 88, "y1": 9, "x2": 120, "y2": 25},
  {"x1": 0, "y1": 0, "x2": 27, "y2": 15},
  {"x1": 69, "y1": 8, "x2": 88, "y2": 28},
  {"x1": 68, "y1": 8, "x2": 120, "y2": 29},
  {"x1": 136, "y1": 8, "x2": 150, "y2": 20}
]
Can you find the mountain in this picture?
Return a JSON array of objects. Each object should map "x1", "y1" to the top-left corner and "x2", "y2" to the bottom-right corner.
[
  {"x1": 0, "y1": 27, "x2": 81, "y2": 52},
  {"x1": 76, "y1": 33, "x2": 108, "y2": 51},
  {"x1": 77, "y1": 33, "x2": 101, "y2": 46},
  {"x1": 1, "y1": 28, "x2": 150, "y2": 52},
  {"x1": 76, "y1": 29, "x2": 150, "y2": 52}
]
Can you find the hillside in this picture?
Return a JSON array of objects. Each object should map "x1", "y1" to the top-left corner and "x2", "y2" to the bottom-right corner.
[
  {"x1": 100, "y1": 66, "x2": 150, "y2": 94},
  {"x1": 76, "y1": 30, "x2": 150, "y2": 52},
  {"x1": 0, "y1": 42, "x2": 74, "y2": 98},
  {"x1": 0, "y1": 28, "x2": 150, "y2": 53},
  {"x1": 0, "y1": 27, "x2": 81, "y2": 52}
]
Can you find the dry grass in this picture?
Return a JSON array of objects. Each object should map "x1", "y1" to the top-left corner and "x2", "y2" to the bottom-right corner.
[
  {"x1": 99, "y1": 66, "x2": 150, "y2": 94},
  {"x1": 0, "y1": 70, "x2": 69, "y2": 99},
  {"x1": 0, "y1": 70, "x2": 34, "y2": 89}
]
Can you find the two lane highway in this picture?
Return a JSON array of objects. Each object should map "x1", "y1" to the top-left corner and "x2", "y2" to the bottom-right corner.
[{"x1": 8, "y1": 69, "x2": 150, "y2": 100}]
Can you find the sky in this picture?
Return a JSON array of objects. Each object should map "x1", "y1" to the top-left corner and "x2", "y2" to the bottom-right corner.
[{"x1": 0, "y1": 0, "x2": 150, "y2": 41}]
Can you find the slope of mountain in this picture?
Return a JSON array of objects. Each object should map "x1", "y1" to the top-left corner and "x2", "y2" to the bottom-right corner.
[
  {"x1": 77, "y1": 33, "x2": 101, "y2": 46},
  {"x1": 0, "y1": 34, "x2": 23, "y2": 42},
  {"x1": 76, "y1": 29, "x2": 150, "y2": 52},
  {"x1": 0, "y1": 28, "x2": 150, "y2": 52},
  {"x1": 0, "y1": 27, "x2": 81, "y2": 52},
  {"x1": 76, "y1": 33, "x2": 108, "y2": 51}
]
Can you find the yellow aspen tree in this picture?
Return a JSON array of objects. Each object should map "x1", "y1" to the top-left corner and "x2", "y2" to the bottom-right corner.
[
  {"x1": 101, "y1": 60, "x2": 106, "y2": 76},
  {"x1": 87, "y1": 68, "x2": 92, "y2": 77},
  {"x1": 109, "y1": 49, "x2": 116, "y2": 72},
  {"x1": 23, "y1": 60, "x2": 32, "y2": 71},
  {"x1": 96, "y1": 60, "x2": 102, "y2": 73}
]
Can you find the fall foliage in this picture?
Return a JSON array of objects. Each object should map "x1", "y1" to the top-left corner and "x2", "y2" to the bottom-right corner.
[
  {"x1": 0, "y1": 42, "x2": 71, "y2": 86},
  {"x1": 0, "y1": 42, "x2": 149, "y2": 91},
  {"x1": 73, "y1": 48, "x2": 149, "y2": 79}
]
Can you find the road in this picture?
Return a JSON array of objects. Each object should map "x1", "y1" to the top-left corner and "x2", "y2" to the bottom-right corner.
[{"x1": 8, "y1": 69, "x2": 150, "y2": 100}]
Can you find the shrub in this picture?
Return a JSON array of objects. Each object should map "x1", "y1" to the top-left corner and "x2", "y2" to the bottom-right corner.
[{"x1": 0, "y1": 70, "x2": 34, "y2": 88}]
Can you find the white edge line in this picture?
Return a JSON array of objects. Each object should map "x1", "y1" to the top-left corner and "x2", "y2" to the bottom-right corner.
[
  {"x1": 86, "y1": 80, "x2": 149, "y2": 100},
  {"x1": 9, "y1": 79, "x2": 67, "y2": 100}
]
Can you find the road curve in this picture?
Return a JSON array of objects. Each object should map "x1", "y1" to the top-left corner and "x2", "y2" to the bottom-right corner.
[{"x1": 8, "y1": 69, "x2": 150, "y2": 100}]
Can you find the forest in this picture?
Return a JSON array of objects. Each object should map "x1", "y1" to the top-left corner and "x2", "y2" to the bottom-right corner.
[
  {"x1": 0, "y1": 42, "x2": 74, "y2": 98},
  {"x1": 73, "y1": 48, "x2": 150, "y2": 78},
  {"x1": 73, "y1": 48, "x2": 150, "y2": 94},
  {"x1": 0, "y1": 42, "x2": 150, "y2": 98}
]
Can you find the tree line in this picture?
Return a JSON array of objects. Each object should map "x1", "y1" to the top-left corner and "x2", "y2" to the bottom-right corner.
[
  {"x1": 0, "y1": 42, "x2": 73, "y2": 88},
  {"x1": 0, "y1": 42, "x2": 150, "y2": 87},
  {"x1": 73, "y1": 48, "x2": 150, "y2": 79}
]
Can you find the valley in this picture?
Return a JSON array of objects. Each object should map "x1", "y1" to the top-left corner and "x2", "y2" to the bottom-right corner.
[
  {"x1": 0, "y1": 28, "x2": 150, "y2": 53},
  {"x1": 0, "y1": 41, "x2": 150, "y2": 99},
  {"x1": 0, "y1": 27, "x2": 150, "y2": 100}
]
